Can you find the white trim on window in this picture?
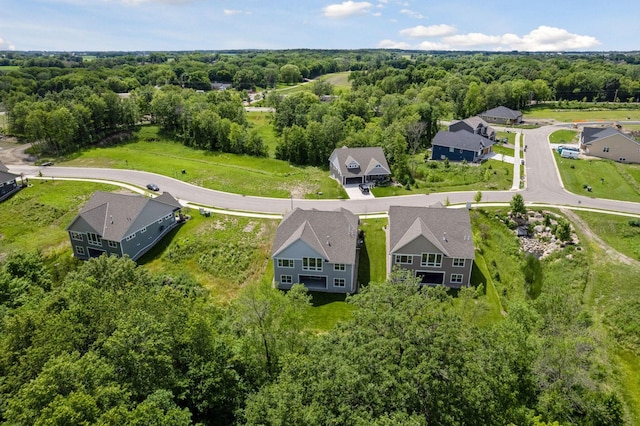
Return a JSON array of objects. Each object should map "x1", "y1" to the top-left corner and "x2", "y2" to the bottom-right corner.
[
  {"x1": 421, "y1": 253, "x2": 443, "y2": 268},
  {"x1": 125, "y1": 233, "x2": 136, "y2": 241},
  {"x1": 394, "y1": 254, "x2": 411, "y2": 264},
  {"x1": 70, "y1": 231, "x2": 83, "y2": 241},
  {"x1": 140, "y1": 227, "x2": 147, "y2": 234},
  {"x1": 334, "y1": 263, "x2": 346, "y2": 271},
  {"x1": 450, "y1": 274, "x2": 464, "y2": 284},
  {"x1": 280, "y1": 275, "x2": 293, "y2": 284},
  {"x1": 334, "y1": 278, "x2": 346, "y2": 287},
  {"x1": 75, "y1": 246, "x2": 85, "y2": 255},
  {"x1": 87, "y1": 233, "x2": 102, "y2": 246},
  {"x1": 277, "y1": 259, "x2": 294, "y2": 268},
  {"x1": 302, "y1": 257, "x2": 323, "y2": 271},
  {"x1": 452, "y1": 258, "x2": 466, "y2": 267},
  {"x1": 108, "y1": 240, "x2": 118, "y2": 248}
]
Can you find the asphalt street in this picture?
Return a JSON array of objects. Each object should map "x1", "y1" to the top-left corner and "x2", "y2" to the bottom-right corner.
[{"x1": 7, "y1": 124, "x2": 640, "y2": 216}]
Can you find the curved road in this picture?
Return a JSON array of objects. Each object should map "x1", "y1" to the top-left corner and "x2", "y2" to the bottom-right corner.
[{"x1": 7, "y1": 124, "x2": 640, "y2": 216}]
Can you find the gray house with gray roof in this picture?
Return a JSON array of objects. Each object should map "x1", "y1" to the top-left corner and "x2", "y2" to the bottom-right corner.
[
  {"x1": 67, "y1": 191, "x2": 182, "y2": 261},
  {"x1": 329, "y1": 146, "x2": 391, "y2": 186},
  {"x1": 449, "y1": 116, "x2": 496, "y2": 141},
  {"x1": 272, "y1": 208, "x2": 361, "y2": 293},
  {"x1": 479, "y1": 106, "x2": 523, "y2": 125},
  {"x1": 387, "y1": 205, "x2": 475, "y2": 287}
]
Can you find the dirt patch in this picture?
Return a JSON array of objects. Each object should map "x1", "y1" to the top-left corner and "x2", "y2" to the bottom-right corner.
[
  {"x1": 243, "y1": 222, "x2": 256, "y2": 233},
  {"x1": 0, "y1": 139, "x2": 36, "y2": 165}
]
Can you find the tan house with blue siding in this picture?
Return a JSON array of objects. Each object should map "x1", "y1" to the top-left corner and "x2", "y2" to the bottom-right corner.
[{"x1": 387, "y1": 205, "x2": 475, "y2": 287}]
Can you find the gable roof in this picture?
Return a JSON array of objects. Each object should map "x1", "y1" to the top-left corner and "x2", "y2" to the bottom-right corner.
[
  {"x1": 0, "y1": 170, "x2": 19, "y2": 184},
  {"x1": 581, "y1": 127, "x2": 636, "y2": 145},
  {"x1": 66, "y1": 191, "x2": 181, "y2": 240},
  {"x1": 388, "y1": 205, "x2": 475, "y2": 259},
  {"x1": 450, "y1": 116, "x2": 493, "y2": 132},
  {"x1": 432, "y1": 130, "x2": 494, "y2": 152},
  {"x1": 480, "y1": 106, "x2": 522, "y2": 120},
  {"x1": 0, "y1": 162, "x2": 9, "y2": 173},
  {"x1": 272, "y1": 208, "x2": 359, "y2": 265},
  {"x1": 330, "y1": 146, "x2": 391, "y2": 179}
]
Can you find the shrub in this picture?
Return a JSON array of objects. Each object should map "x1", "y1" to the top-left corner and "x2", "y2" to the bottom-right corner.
[{"x1": 628, "y1": 219, "x2": 640, "y2": 227}]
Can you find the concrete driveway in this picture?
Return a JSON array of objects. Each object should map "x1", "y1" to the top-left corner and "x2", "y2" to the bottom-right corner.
[{"x1": 344, "y1": 184, "x2": 375, "y2": 200}]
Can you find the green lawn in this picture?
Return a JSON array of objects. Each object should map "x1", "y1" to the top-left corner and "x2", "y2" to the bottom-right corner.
[
  {"x1": 0, "y1": 65, "x2": 20, "y2": 73},
  {"x1": 554, "y1": 151, "x2": 640, "y2": 201},
  {"x1": 373, "y1": 157, "x2": 513, "y2": 196},
  {"x1": 496, "y1": 131, "x2": 516, "y2": 145},
  {"x1": 492, "y1": 144, "x2": 515, "y2": 157},
  {"x1": 320, "y1": 71, "x2": 351, "y2": 91},
  {"x1": 525, "y1": 107, "x2": 640, "y2": 122},
  {"x1": 357, "y1": 217, "x2": 387, "y2": 287},
  {"x1": 306, "y1": 292, "x2": 354, "y2": 331},
  {"x1": 572, "y1": 211, "x2": 640, "y2": 260},
  {"x1": 549, "y1": 129, "x2": 579, "y2": 144},
  {"x1": 61, "y1": 126, "x2": 346, "y2": 199}
]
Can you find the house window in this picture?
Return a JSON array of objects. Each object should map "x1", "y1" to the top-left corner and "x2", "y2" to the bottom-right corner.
[
  {"x1": 452, "y1": 258, "x2": 466, "y2": 267},
  {"x1": 70, "y1": 231, "x2": 83, "y2": 241},
  {"x1": 334, "y1": 263, "x2": 346, "y2": 271},
  {"x1": 108, "y1": 240, "x2": 118, "y2": 248},
  {"x1": 158, "y1": 218, "x2": 163, "y2": 224},
  {"x1": 75, "y1": 246, "x2": 85, "y2": 255},
  {"x1": 334, "y1": 278, "x2": 346, "y2": 287},
  {"x1": 280, "y1": 275, "x2": 292, "y2": 284},
  {"x1": 620, "y1": 157, "x2": 626, "y2": 162},
  {"x1": 277, "y1": 259, "x2": 294, "y2": 268},
  {"x1": 603, "y1": 147, "x2": 610, "y2": 152},
  {"x1": 125, "y1": 234, "x2": 136, "y2": 241},
  {"x1": 140, "y1": 227, "x2": 147, "y2": 234},
  {"x1": 449, "y1": 147, "x2": 455, "y2": 153},
  {"x1": 302, "y1": 257, "x2": 323, "y2": 271},
  {"x1": 421, "y1": 253, "x2": 443, "y2": 267},
  {"x1": 451, "y1": 274, "x2": 464, "y2": 284},
  {"x1": 164, "y1": 214, "x2": 172, "y2": 220},
  {"x1": 395, "y1": 254, "x2": 411, "y2": 264},
  {"x1": 87, "y1": 233, "x2": 102, "y2": 246}
]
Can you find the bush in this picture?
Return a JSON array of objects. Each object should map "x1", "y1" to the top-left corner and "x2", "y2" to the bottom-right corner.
[{"x1": 628, "y1": 219, "x2": 640, "y2": 227}]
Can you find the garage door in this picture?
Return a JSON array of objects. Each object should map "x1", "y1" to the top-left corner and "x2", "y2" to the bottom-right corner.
[
  {"x1": 416, "y1": 271, "x2": 444, "y2": 285},
  {"x1": 345, "y1": 177, "x2": 362, "y2": 184}
]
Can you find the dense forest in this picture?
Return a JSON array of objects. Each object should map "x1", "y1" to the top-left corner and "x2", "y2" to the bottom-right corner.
[
  {"x1": 2, "y1": 50, "x2": 640, "y2": 424},
  {"x1": 0, "y1": 251, "x2": 625, "y2": 425}
]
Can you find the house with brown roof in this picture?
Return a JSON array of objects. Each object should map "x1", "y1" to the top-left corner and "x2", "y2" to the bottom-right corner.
[
  {"x1": 449, "y1": 116, "x2": 496, "y2": 141},
  {"x1": 479, "y1": 106, "x2": 523, "y2": 125},
  {"x1": 580, "y1": 126, "x2": 640, "y2": 164},
  {"x1": 329, "y1": 146, "x2": 391, "y2": 186},
  {"x1": 387, "y1": 205, "x2": 475, "y2": 287},
  {"x1": 0, "y1": 163, "x2": 22, "y2": 202},
  {"x1": 66, "y1": 191, "x2": 182, "y2": 261},
  {"x1": 272, "y1": 208, "x2": 361, "y2": 293}
]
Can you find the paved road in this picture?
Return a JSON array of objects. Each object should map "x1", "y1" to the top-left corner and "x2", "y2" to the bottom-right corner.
[{"x1": 7, "y1": 124, "x2": 640, "y2": 216}]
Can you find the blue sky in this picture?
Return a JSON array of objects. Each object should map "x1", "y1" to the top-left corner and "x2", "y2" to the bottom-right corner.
[{"x1": 0, "y1": 0, "x2": 638, "y2": 52}]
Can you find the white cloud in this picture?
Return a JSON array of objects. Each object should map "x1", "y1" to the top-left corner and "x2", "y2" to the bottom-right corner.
[
  {"x1": 377, "y1": 39, "x2": 410, "y2": 49},
  {"x1": 0, "y1": 36, "x2": 16, "y2": 51},
  {"x1": 120, "y1": 0, "x2": 195, "y2": 4},
  {"x1": 323, "y1": 1, "x2": 372, "y2": 18},
  {"x1": 441, "y1": 26, "x2": 599, "y2": 51},
  {"x1": 417, "y1": 40, "x2": 448, "y2": 50},
  {"x1": 372, "y1": 12, "x2": 381, "y2": 16},
  {"x1": 400, "y1": 24, "x2": 455, "y2": 38},
  {"x1": 400, "y1": 9, "x2": 423, "y2": 19},
  {"x1": 223, "y1": 9, "x2": 252, "y2": 15}
]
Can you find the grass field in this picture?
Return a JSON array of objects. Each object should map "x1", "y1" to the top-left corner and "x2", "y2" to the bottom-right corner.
[
  {"x1": 492, "y1": 144, "x2": 515, "y2": 157},
  {"x1": 61, "y1": 126, "x2": 346, "y2": 199},
  {"x1": 572, "y1": 210, "x2": 640, "y2": 260},
  {"x1": 0, "y1": 65, "x2": 20, "y2": 73},
  {"x1": 525, "y1": 107, "x2": 640, "y2": 123},
  {"x1": 373, "y1": 157, "x2": 513, "y2": 196},
  {"x1": 496, "y1": 131, "x2": 516, "y2": 145},
  {"x1": 320, "y1": 71, "x2": 351, "y2": 90},
  {"x1": 549, "y1": 129, "x2": 579, "y2": 144},
  {"x1": 554, "y1": 151, "x2": 640, "y2": 201},
  {"x1": 246, "y1": 111, "x2": 278, "y2": 155}
]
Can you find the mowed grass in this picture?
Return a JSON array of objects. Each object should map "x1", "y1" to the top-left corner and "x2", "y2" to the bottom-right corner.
[
  {"x1": 554, "y1": 151, "x2": 640, "y2": 201},
  {"x1": 61, "y1": 126, "x2": 346, "y2": 199},
  {"x1": 572, "y1": 210, "x2": 640, "y2": 260},
  {"x1": 549, "y1": 129, "x2": 579, "y2": 144},
  {"x1": 0, "y1": 180, "x2": 124, "y2": 257},
  {"x1": 320, "y1": 71, "x2": 351, "y2": 91},
  {"x1": 0, "y1": 65, "x2": 20, "y2": 73},
  {"x1": 524, "y1": 107, "x2": 640, "y2": 122},
  {"x1": 492, "y1": 144, "x2": 515, "y2": 157},
  {"x1": 373, "y1": 157, "x2": 513, "y2": 196}
]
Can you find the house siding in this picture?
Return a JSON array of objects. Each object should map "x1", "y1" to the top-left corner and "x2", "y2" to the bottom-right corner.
[
  {"x1": 583, "y1": 134, "x2": 640, "y2": 164},
  {"x1": 121, "y1": 214, "x2": 178, "y2": 260},
  {"x1": 0, "y1": 177, "x2": 20, "y2": 201},
  {"x1": 389, "y1": 251, "x2": 473, "y2": 288},
  {"x1": 432, "y1": 145, "x2": 477, "y2": 162}
]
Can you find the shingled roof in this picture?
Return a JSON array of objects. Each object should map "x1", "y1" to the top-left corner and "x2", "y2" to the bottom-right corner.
[
  {"x1": 480, "y1": 106, "x2": 522, "y2": 120},
  {"x1": 388, "y1": 205, "x2": 474, "y2": 259},
  {"x1": 581, "y1": 127, "x2": 633, "y2": 145},
  {"x1": 0, "y1": 169, "x2": 19, "y2": 183},
  {"x1": 272, "y1": 208, "x2": 360, "y2": 265},
  {"x1": 330, "y1": 146, "x2": 390, "y2": 180},
  {"x1": 432, "y1": 130, "x2": 494, "y2": 152},
  {"x1": 67, "y1": 191, "x2": 181, "y2": 241}
]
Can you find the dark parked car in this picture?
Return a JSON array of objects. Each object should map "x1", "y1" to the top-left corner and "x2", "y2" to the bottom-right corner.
[
  {"x1": 358, "y1": 183, "x2": 370, "y2": 194},
  {"x1": 146, "y1": 183, "x2": 159, "y2": 191}
]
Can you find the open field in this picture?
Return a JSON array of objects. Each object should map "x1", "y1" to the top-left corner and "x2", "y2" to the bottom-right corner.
[
  {"x1": 246, "y1": 111, "x2": 278, "y2": 155},
  {"x1": 554, "y1": 151, "x2": 640, "y2": 201},
  {"x1": 573, "y1": 210, "x2": 640, "y2": 260},
  {"x1": 549, "y1": 129, "x2": 579, "y2": 144},
  {"x1": 61, "y1": 126, "x2": 347, "y2": 199},
  {"x1": 524, "y1": 107, "x2": 640, "y2": 123},
  {"x1": 320, "y1": 71, "x2": 351, "y2": 90},
  {"x1": 0, "y1": 66, "x2": 20, "y2": 73},
  {"x1": 373, "y1": 157, "x2": 513, "y2": 196}
]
